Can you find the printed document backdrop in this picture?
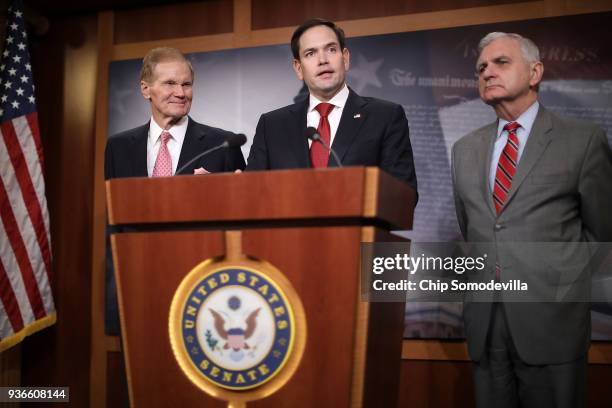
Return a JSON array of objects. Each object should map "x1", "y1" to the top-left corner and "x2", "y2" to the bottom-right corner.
[{"x1": 107, "y1": 12, "x2": 612, "y2": 339}]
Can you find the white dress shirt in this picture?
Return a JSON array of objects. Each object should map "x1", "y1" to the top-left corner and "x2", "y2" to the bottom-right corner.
[
  {"x1": 489, "y1": 101, "x2": 539, "y2": 192},
  {"x1": 147, "y1": 116, "x2": 188, "y2": 176},
  {"x1": 306, "y1": 84, "x2": 350, "y2": 147}
]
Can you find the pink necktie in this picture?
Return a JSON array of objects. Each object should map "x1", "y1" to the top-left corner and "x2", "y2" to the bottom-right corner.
[
  {"x1": 310, "y1": 103, "x2": 335, "y2": 168},
  {"x1": 152, "y1": 131, "x2": 172, "y2": 177}
]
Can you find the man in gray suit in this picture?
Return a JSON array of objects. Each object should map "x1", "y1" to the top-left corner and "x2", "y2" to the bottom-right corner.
[{"x1": 452, "y1": 32, "x2": 612, "y2": 407}]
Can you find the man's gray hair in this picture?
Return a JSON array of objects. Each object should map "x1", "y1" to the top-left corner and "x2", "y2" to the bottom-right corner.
[
  {"x1": 478, "y1": 32, "x2": 541, "y2": 64},
  {"x1": 140, "y1": 47, "x2": 193, "y2": 83}
]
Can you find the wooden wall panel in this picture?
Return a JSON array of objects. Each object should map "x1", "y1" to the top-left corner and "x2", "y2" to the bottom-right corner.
[
  {"x1": 113, "y1": 0, "x2": 233, "y2": 44},
  {"x1": 588, "y1": 364, "x2": 612, "y2": 407},
  {"x1": 90, "y1": 11, "x2": 114, "y2": 408},
  {"x1": 20, "y1": 14, "x2": 97, "y2": 408},
  {"x1": 252, "y1": 0, "x2": 534, "y2": 30},
  {"x1": 106, "y1": 352, "x2": 128, "y2": 407}
]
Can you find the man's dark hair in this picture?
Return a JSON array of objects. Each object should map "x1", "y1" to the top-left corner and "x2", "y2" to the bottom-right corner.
[{"x1": 290, "y1": 18, "x2": 346, "y2": 60}]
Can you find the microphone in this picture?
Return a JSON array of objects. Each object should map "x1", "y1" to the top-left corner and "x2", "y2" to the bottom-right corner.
[
  {"x1": 175, "y1": 133, "x2": 247, "y2": 175},
  {"x1": 304, "y1": 127, "x2": 343, "y2": 168},
  {"x1": 224, "y1": 133, "x2": 248, "y2": 148}
]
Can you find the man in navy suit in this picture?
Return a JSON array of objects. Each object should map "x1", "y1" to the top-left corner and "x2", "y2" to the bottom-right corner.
[
  {"x1": 105, "y1": 47, "x2": 245, "y2": 180},
  {"x1": 103, "y1": 47, "x2": 245, "y2": 336},
  {"x1": 246, "y1": 18, "x2": 417, "y2": 192}
]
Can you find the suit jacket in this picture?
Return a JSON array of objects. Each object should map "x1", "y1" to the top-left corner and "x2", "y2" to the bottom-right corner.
[
  {"x1": 452, "y1": 106, "x2": 612, "y2": 365},
  {"x1": 104, "y1": 116, "x2": 245, "y2": 179},
  {"x1": 246, "y1": 89, "x2": 418, "y2": 191}
]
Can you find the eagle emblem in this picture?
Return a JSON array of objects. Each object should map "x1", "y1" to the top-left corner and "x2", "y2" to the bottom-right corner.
[{"x1": 209, "y1": 306, "x2": 260, "y2": 361}]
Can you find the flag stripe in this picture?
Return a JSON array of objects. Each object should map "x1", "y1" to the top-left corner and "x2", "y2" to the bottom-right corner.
[
  {"x1": 11, "y1": 117, "x2": 52, "y2": 279},
  {"x1": 22, "y1": 114, "x2": 52, "y2": 263},
  {"x1": 0, "y1": 258, "x2": 24, "y2": 334},
  {"x1": 0, "y1": 177, "x2": 45, "y2": 319},
  {"x1": 25, "y1": 112, "x2": 44, "y2": 171},
  {"x1": 0, "y1": 299, "x2": 14, "y2": 339},
  {"x1": 0, "y1": 218, "x2": 34, "y2": 329},
  {"x1": 0, "y1": 125, "x2": 51, "y2": 317}
]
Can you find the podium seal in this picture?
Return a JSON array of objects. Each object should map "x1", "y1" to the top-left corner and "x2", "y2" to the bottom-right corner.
[{"x1": 169, "y1": 243, "x2": 306, "y2": 407}]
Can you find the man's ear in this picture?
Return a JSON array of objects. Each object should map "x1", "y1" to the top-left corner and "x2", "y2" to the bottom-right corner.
[
  {"x1": 343, "y1": 48, "x2": 350, "y2": 71},
  {"x1": 529, "y1": 61, "x2": 544, "y2": 88},
  {"x1": 140, "y1": 80, "x2": 151, "y2": 100},
  {"x1": 292, "y1": 59, "x2": 303, "y2": 81}
]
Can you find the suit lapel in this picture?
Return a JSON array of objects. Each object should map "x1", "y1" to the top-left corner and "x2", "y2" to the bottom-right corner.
[
  {"x1": 330, "y1": 89, "x2": 367, "y2": 167},
  {"x1": 480, "y1": 123, "x2": 498, "y2": 217},
  {"x1": 130, "y1": 123, "x2": 149, "y2": 177},
  {"x1": 177, "y1": 117, "x2": 202, "y2": 173},
  {"x1": 501, "y1": 107, "x2": 554, "y2": 211},
  {"x1": 288, "y1": 98, "x2": 311, "y2": 167}
]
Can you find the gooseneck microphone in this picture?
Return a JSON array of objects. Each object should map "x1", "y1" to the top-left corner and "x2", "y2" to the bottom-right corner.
[
  {"x1": 175, "y1": 133, "x2": 247, "y2": 175},
  {"x1": 304, "y1": 127, "x2": 343, "y2": 168}
]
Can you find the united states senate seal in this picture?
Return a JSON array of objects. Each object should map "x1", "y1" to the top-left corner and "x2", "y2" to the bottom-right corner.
[{"x1": 169, "y1": 258, "x2": 305, "y2": 399}]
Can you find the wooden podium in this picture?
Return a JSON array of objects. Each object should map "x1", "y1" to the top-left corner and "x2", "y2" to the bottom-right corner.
[{"x1": 106, "y1": 167, "x2": 416, "y2": 408}]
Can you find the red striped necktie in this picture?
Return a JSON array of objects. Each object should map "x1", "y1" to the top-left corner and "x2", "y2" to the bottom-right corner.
[{"x1": 493, "y1": 121, "x2": 521, "y2": 214}]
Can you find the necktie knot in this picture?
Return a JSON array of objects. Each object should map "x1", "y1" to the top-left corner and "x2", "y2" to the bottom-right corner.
[
  {"x1": 315, "y1": 103, "x2": 335, "y2": 118},
  {"x1": 503, "y1": 121, "x2": 521, "y2": 133},
  {"x1": 160, "y1": 131, "x2": 172, "y2": 144}
]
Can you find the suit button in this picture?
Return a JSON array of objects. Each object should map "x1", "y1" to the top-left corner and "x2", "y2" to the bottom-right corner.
[{"x1": 494, "y1": 224, "x2": 504, "y2": 231}]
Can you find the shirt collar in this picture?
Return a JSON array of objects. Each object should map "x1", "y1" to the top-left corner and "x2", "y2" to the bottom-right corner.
[
  {"x1": 148, "y1": 115, "x2": 189, "y2": 143},
  {"x1": 308, "y1": 84, "x2": 349, "y2": 113},
  {"x1": 496, "y1": 101, "x2": 539, "y2": 139}
]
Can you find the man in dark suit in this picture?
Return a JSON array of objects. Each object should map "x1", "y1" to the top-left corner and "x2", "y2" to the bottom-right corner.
[
  {"x1": 452, "y1": 32, "x2": 612, "y2": 407},
  {"x1": 103, "y1": 47, "x2": 245, "y2": 336},
  {"x1": 105, "y1": 47, "x2": 245, "y2": 180},
  {"x1": 246, "y1": 18, "x2": 417, "y2": 191}
]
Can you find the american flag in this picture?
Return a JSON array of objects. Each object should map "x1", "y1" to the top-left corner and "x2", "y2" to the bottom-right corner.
[{"x1": 0, "y1": 0, "x2": 55, "y2": 351}]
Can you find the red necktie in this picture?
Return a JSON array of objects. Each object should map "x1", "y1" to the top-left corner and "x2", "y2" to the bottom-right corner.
[
  {"x1": 493, "y1": 122, "x2": 520, "y2": 214},
  {"x1": 310, "y1": 103, "x2": 335, "y2": 168}
]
